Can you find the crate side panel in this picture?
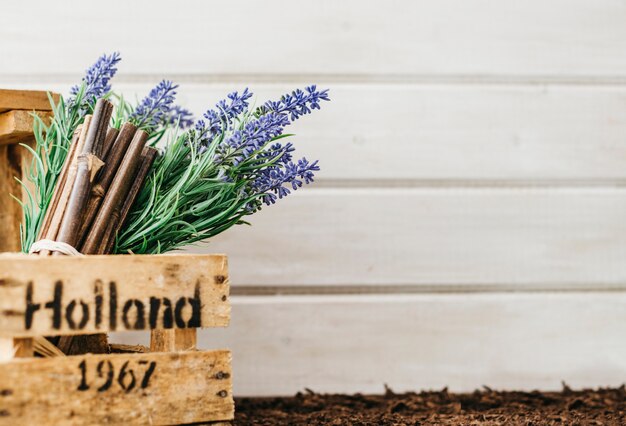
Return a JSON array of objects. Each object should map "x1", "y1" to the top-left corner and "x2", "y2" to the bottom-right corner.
[
  {"x1": 0, "y1": 350, "x2": 233, "y2": 425},
  {"x1": 0, "y1": 254, "x2": 230, "y2": 336}
]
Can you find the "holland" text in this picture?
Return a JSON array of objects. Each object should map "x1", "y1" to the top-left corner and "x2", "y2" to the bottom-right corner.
[{"x1": 24, "y1": 281, "x2": 202, "y2": 331}]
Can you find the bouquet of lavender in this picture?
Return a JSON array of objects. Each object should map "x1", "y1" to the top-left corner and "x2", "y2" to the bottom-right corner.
[{"x1": 19, "y1": 52, "x2": 330, "y2": 255}]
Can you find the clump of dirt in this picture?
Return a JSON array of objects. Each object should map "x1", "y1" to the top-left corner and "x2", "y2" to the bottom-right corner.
[{"x1": 234, "y1": 384, "x2": 626, "y2": 425}]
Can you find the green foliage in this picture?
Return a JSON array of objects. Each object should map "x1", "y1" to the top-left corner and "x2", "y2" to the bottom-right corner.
[{"x1": 114, "y1": 127, "x2": 266, "y2": 254}]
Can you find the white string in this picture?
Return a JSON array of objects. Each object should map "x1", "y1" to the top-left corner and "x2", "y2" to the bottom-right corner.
[{"x1": 29, "y1": 239, "x2": 84, "y2": 257}]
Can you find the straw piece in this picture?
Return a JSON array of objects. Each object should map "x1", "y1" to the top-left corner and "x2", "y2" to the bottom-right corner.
[{"x1": 33, "y1": 337, "x2": 65, "y2": 357}]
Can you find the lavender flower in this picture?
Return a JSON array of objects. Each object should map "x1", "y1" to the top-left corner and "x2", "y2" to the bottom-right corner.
[
  {"x1": 217, "y1": 112, "x2": 290, "y2": 165},
  {"x1": 117, "y1": 82, "x2": 329, "y2": 254},
  {"x1": 217, "y1": 88, "x2": 253, "y2": 121},
  {"x1": 195, "y1": 89, "x2": 253, "y2": 144},
  {"x1": 130, "y1": 80, "x2": 179, "y2": 131},
  {"x1": 260, "y1": 142, "x2": 295, "y2": 165},
  {"x1": 164, "y1": 105, "x2": 194, "y2": 128},
  {"x1": 259, "y1": 85, "x2": 330, "y2": 122},
  {"x1": 210, "y1": 86, "x2": 328, "y2": 212},
  {"x1": 251, "y1": 157, "x2": 320, "y2": 207},
  {"x1": 69, "y1": 52, "x2": 121, "y2": 111}
]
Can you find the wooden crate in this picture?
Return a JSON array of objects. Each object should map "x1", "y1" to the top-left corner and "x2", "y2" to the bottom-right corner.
[{"x1": 0, "y1": 90, "x2": 235, "y2": 425}]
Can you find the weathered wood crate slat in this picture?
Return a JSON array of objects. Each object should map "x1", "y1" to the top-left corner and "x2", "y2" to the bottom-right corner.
[
  {"x1": 0, "y1": 89, "x2": 235, "y2": 425},
  {"x1": 0, "y1": 110, "x2": 53, "y2": 146},
  {"x1": 0, "y1": 350, "x2": 233, "y2": 425},
  {"x1": 0, "y1": 89, "x2": 54, "y2": 114},
  {"x1": 0, "y1": 254, "x2": 230, "y2": 337}
]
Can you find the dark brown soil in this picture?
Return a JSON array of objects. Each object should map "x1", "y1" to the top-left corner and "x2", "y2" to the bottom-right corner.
[{"x1": 234, "y1": 384, "x2": 626, "y2": 425}]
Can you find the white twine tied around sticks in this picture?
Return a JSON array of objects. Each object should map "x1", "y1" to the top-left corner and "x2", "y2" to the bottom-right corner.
[{"x1": 29, "y1": 239, "x2": 85, "y2": 257}]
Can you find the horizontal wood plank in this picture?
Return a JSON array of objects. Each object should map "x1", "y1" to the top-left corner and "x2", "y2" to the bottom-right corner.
[
  {"x1": 0, "y1": 350, "x2": 233, "y2": 425},
  {"x1": 0, "y1": 89, "x2": 54, "y2": 114},
  {"x1": 169, "y1": 83, "x2": 626, "y2": 181},
  {"x1": 2, "y1": 1, "x2": 626, "y2": 78},
  {"x1": 0, "y1": 254, "x2": 230, "y2": 337},
  {"x1": 112, "y1": 293, "x2": 626, "y2": 396},
  {"x1": 5, "y1": 82, "x2": 626, "y2": 181},
  {"x1": 122, "y1": 293, "x2": 626, "y2": 396},
  {"x1": 222, "y1": 293, "x2": 626, "y2": 395},
  {"x1": 0, "y1": 110, "x2": 52, "y2": 145},
  {"x1": 200, "y1": 188, "x2": 626, "y2": 287}
]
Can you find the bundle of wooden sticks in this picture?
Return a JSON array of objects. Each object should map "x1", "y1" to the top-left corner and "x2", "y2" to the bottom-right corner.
[
  {"x1": 36, "y1": 98, "x2": 157, "y2": 256},
  {"x1": 32, "y1": 99, "x2": 158, "y2": 356}
]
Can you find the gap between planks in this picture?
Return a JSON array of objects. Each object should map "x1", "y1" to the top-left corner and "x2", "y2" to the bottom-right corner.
[
  {"x1": 7, "y1": 73, "x2": 626, "y2": 86},
  {"x1": 229, "y1": 283, "x2": 626, "y2": 297},
  {"x1": 312, "y1": 178, "x2": 626, "y2": 189}
]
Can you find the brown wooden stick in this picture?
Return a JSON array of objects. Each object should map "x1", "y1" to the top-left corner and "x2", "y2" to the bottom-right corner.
[
  {"x1": 99, "y1": 217, "x2": 118, "y2": 255},
  {"x1": 84, "y1": 101, "x2": 113, "y2": 159},
  {"x1": 58, "y1": 334, "x2": 109, "y2": 357},
  {"x1": 55, "y1": 336, "x2": 74, "y2": 355},
  {"x1": 98, "y1": 124, "x2": 138, "y2": 190},
  {"x1": 100, "y1": 126, "x2": 120, "y2": 164},
  {"x1": 68, "y1": 142, "x2": 153, "y2": 355},
  {"x1": 39, "y1": 115, "x2": 93, "y2": 255},
  {"x1": 56, "y1": 99, "x2": 112, "y2": 248},
  {"x1": 34, "y1": 123, "x2": 88, "y2": 348},
  {"x1": 76, "y1": 123, "x2": 137, "y2": 247},
  {"x1": 103, "y1": 146, "x2": 158, "y2": 254},
  {"x1": 81, "y1": 129, "x2": 148, "y2": 254},
  {"x1": 38, "y1": 126, "x2": 82, "y2": 241}
]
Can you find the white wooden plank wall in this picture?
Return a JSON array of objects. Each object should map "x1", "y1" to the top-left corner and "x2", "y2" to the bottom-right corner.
[
  {"x1": 114, "y1": 293, "x2": 626, "y2": 396},
  {"x1": 3, "y1": 0, "x2": 626, "y2": 396}
]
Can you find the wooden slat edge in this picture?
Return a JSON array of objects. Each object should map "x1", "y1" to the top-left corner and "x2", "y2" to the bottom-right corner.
[
  {"x1": 0, "y1": 110, "x2": 53, "y2": 145},
  {"x1": 0, "y1": 89, "x2": 56, "y2": 113}
]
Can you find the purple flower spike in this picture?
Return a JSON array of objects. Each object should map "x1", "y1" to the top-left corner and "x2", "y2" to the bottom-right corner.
[
  {"x1": 196, "y1": 88, "x2": 253, "y2": 145},
  {"x1": 259, "y1": 142, "x2": 295, "y2": 165},
  {"x1": 166, "y1": 105, "x2": 194, "y2": 128},
  {"x1": 260, "y1": 85, "x2": 330, "y2": 122},
  {"x1": 217, "y1": 88, "x2": 253, "y2": 120},
  {"x1": 131, "y1": 80, "x2": 179, "y2": 130},
  {"x1": 216, "y1": 112, "x2": 289, "y2": 165},
  {"x1": 69, "y1": 52, "x2": 121, "y2": 110},
  {"x1": 252, "y1": 157, "x2": 320, "y2": 207}
]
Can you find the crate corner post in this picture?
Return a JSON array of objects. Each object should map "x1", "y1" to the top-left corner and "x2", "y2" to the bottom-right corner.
[
  {"x1": 0, "y1": 89, "x2": 54, "y2": 359},
  {"x1": 0, "y1": 89, "x2": 55, "y2": 253}
]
